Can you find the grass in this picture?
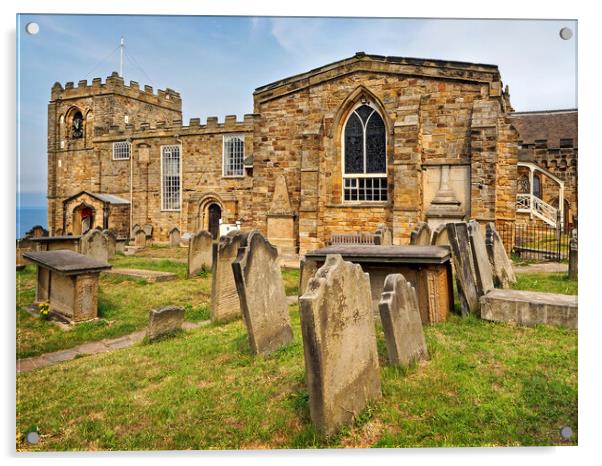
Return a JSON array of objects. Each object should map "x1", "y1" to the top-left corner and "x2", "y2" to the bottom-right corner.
[
  {"x1": 16, "y1": 307, "x2": 577, "y2": 450},
  {"x1": 512, "y1": 273, "x2": 577, "y2": 295},
  {"x1": 282, "y1": 268, "x2": 300, "y2": 296}
]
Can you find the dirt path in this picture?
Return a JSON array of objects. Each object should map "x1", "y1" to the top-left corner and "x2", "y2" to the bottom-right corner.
[{"x1": 513, "y1": 262, "x2": 568, "y2": 274}]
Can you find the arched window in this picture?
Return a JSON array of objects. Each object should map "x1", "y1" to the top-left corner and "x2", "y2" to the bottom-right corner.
[
  {"x1": 71, "y1": 111, "x2": 84, "y2": 139},
  {"x1": 342, "y1": 103, "x2": 387, "y2": 202}
]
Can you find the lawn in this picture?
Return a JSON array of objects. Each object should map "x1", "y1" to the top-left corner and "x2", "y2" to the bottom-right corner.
[
  {"x1": 512, "y1": 273, "x2": 577, "y2": 295},
  {"x1": 16, "y1": 307, "x2": 577, "y2": 450}
]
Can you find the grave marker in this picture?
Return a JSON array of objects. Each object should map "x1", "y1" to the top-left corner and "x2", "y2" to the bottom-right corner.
[
  {"x1": 210, "y1": 230, "x2": 244, "y2": 322},
  {"x1": 188, "y1": 230, "x2": 213, "y2": 277}
]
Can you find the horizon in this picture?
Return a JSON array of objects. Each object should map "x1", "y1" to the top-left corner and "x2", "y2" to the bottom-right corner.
[{"x1": 17, "y1": 15, "x2": 577, "y2": 204}]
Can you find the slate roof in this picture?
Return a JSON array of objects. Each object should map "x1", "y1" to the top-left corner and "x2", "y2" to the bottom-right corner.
[{"x1": 509, "y1": 109, "x2": 578, "y2": 148}]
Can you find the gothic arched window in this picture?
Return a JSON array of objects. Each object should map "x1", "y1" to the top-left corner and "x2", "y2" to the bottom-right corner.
[
  {"x1": 71, "y1": 111, "x2": 84, "y2": 139},
  {"x1": 342, "y1": 103, "x2": 387, "y2": 202}
]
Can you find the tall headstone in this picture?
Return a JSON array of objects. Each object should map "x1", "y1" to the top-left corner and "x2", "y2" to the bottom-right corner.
[
  {"x1": 467, "y1": 220, "x2": 494, "y2": 296},
  {"x1": 447, "y1": 222, "x2": 479, "y2": 316},
  {"x1": 102, "y1": 229, "x2": 117, "y2": 259},
  {"x1": 211, "y1": 230, "x2": 244, "y2": 322},
  {"x1": 485, "y1": 222, "x2": 517, "y2": 288},
  {"x1": 299, "y1": 257, "x2": 319, "y2": 297},
  {"x1": 232, "y1": 231, "x2": 293, "y2": 355},
  {"x1": 266, "y1": 174, "x2": 296, "y2": 257},
  {"x1": 299, "y1": 254, "x2": 381, "y2": 435},
  {"x1": 187, "y1": 230, "x2": 213, "y2": 277},
  {"x1": 80, "y1": 229, "x2": 109, "y2": 263},
  {"x1": 169, "y1": 227, "x2": 181, "y2": 247},
  {"x1": 378, "y1": 273, "x2": 428, "y2": 367},
  {"x1": 410, "y1": 222, "x2": 432, "y2": 245}
]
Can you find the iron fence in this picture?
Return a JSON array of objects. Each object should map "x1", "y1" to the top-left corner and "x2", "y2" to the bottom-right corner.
[{"x1": 497, "y1": 222, "x2": 570, "y2": 262}]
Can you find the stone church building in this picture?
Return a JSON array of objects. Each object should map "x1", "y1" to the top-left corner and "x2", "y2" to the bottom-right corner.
[{"x1": 47, "y1": 52, "x2": 543, "y2": 255}]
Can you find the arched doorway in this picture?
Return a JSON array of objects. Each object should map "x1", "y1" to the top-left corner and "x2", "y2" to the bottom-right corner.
[
  {"x1": 208, "y1": 203, "x2": 222, "y2": 239},
  {"x1": 72, "y1": 204, "x2": 95, "y2": 235}
]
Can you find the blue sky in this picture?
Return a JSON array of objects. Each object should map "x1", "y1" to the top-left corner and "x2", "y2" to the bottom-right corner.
[{"x1": 16, "y1": 15, "x2": 577, "y2": 205}]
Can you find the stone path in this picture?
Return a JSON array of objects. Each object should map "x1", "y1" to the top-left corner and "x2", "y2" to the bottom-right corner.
[
  {"x1": 103, "y1": 268, "x2": 177, "y2": 282},
  {"x1": 17, "y1": 320, "x2": 208, "y2": 374},
  {"x1": 513, "y1": 262, "x2": 568, "y2": 274}
]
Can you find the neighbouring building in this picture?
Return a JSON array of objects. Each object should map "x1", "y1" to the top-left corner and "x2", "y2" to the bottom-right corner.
[{"x1": 47, "y1": 52, "x2": 522, "y2": 255}]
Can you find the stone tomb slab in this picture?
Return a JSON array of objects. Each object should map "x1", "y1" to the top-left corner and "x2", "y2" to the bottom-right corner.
[
  {"x1": 446, "y1": 223, "x2": 479, "y2": 316},
  {"x1": 211, "y1": 230, "x2": 244, "y2": 322},
  {"x1": 103, "y1": 268, "x2": 176, "y2": 283},
  {"x1": 467, "y1": 220, "x2": 494, "y2": 296},
  {"x1": 188, "y1": 230, "x2": 213, "y2": 277},
  {"x1": 147, "y1": 305, "x2": 185, "y2": 341},
  {"x1": 299, "y1": 254, "x2": 381, "y2": 435},
  {"x1": 378, "y1": 273, "x2": 428, "y2": 367},
  {"x1": 23, "y1": 250, "x2": 111, "y2": 323},
  {"x1": 232, "y1": 231, "x2": 293, "y2": 355}
]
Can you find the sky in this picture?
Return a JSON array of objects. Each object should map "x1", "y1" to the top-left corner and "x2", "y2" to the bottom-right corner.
[{"x1": 16, "y1": 15, "x2": 577, "y2": 205}]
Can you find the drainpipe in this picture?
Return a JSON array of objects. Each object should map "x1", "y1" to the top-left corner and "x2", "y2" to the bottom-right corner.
[
  {"x1": 175, "y1": 134, "x2": 183, "y2": 236},
  {"x1": 129, "y1": 138, "x2": 133, "y2": 238}
]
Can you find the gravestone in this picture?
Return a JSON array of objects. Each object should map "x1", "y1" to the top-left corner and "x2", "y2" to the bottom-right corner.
[
  {"x1": 431, "y1": 223, "x2": 450, "y2": 247},
  {"x1": 467, "y1": 220, "x2": 494, "y2": 296},
  {"x1": 232, "y1": 231, "x2": 293, "y2": 355},
  {"x1": 26, "y1": 225, "x2": 49, "y2": 238},
  {"x1": 80, "y1": 229, "x2": 109, "y2": 263},
  {"x1": 169, "y1": 227, "x2": 181, "y2": 247},
  {"x1": 143, "y1": 224, "x2": 153, "y2": 238},
  {"x1": 102, "y1": 230, "x2": 117, "y2": 259},
  {"x1": 485, "y1": 222, "x2": 517, "y2": 288},
  {"x1": 16, "y1": 237, "x2": 36, "y2": 269},
  {"x1": 147, "y1": 305, "x2": 185, "y2": 341},
  {"x1": 188, "y1": 230, "x2": 213, "y2": 277},
  {"x1": 378, "y1": 273, "x2": 428, "y2": 367},
  {"x1": 299, "y1": 254, "x2": 381, "y2": 435},
  {"x1": 134, "y1": 227, "x2": 146, "y2": 248},
  {"x1": 447, "y1": 222, "x2": 479, "y2": 316},
  {"x1": 410, "y1": 222, "x2": 431, "y2": 245},
  {"x1": 374, "y1": 224, "x2": 393, "y2": 246},
  {"x1": 211, "y1": 230, "x2": 244, "y2": 322},
  {"x1": 568, "y1": 229, "x2": 578, "y2": 280},
  {"x1": 299, "y1": 257, "x2": 319, "y2": 297}
]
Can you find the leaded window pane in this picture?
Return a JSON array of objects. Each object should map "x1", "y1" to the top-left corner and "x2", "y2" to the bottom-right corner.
[
  {"x1": 365, "y1": 112, "x2": 386, "y2": 173},
  {"x1": 344, "y1": 113, "x2": 363, "y2": 174},
  {"x1": 355, "y1": 105, "x2": 373, "y2": 124}
]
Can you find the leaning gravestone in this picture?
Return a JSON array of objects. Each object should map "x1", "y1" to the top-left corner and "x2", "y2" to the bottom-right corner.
[
  {"x1": 188, "y1": 230, "x2": 213, "y2": 277},
  {"x1": 102, "y1": 230, "x2": 117, "y2": 259},
  {"x1": 410, "y1": 222, "x2": 431, "y2": 245},
  {"x1": 169, "y1": 227, "x2": 181, "y2": 247},
  {"x1": 210, "y1": 230, "x2": 244, "y2": 322},
  {"x1": 431, "y1": 223, "x2": 450, "y2": 247},
  {"x1": 147, "y1": 305, "x2": 185, "y2": 341},
  {"x1": 299, "y1": 254, "x2": 381, "y2": 435},
  {"x1": 80, "y1": 229, "x2": 109, "y2": 263},
  {"x1": 232, "y1": 231, "x2": 293, "y2": 355},
  {"x1": 378, "y1": 273, "x2": 428, "y2": 367},
  {"x1": 485, "y1": 222, "x2": 517, "y2": 288},
  {"x1": 447, "y1": 222, "x2": 479, "y2": 316},
  {"x1": 134, "y1": 227, "x2": 146, "y2": 248},
  {"x1": 467, "y1": 220, "x2": 494, "y2": 297}
]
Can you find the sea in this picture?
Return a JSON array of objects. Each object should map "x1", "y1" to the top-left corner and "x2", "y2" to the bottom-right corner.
[{"x1": 16, "y1": 206, "x2": 47, "y2": 238}]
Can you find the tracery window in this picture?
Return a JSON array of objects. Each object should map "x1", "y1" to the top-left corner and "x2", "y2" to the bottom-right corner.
[
  {"x1": 343, "y1": 104, "x2": 387, "y2": 202},
  {"x1": 223, "y1": 135, "x2": 244, "y2": 177},
  {"x1": 161, "y1": 145, "x2": 181, "y2": 211}
]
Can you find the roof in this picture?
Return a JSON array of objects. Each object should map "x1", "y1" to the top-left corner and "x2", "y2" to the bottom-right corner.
[
  {"x1": 509, "y1": 109, "x2": 577, "y2": 148},
  {"x1": 254, "y1": 52, "x2": 501, "y2": 96},
  {"x1": 22, "y1": 250, "x2": 112, "y2": 274}
]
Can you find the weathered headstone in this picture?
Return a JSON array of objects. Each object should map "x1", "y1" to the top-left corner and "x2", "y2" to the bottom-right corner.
[
  {"x1": 299, "y1": 254, "x2": 381, "y2": 435},
  {"x1": 210, "y1": 230, "x2": 244, "y2": 322},
  {"x1": 143, "y1": 224, "x2": 153, "y2": 238},
  {"x1": 374, "y1": 224, "x2": 393, "y2": 246},
  {"x1": 169, "y1": 227, "x2": 181, "y2": 247},
  {"x1": 232, "y1": 231, "x2": 293, "y2": 355},
  {"x1": 430, "y1": 223, "x2": 450, "y2": 247},
  {"x1": 134, "y1": 227, "x2": 146, "y2": 248},
  {"x1": 410, "y1": 222, "x2": 431, "y2": 245},
  {"x1": 378, "y1": 273, "x2": 428, "y2": 367},
  {"x1": 102, "y1": 229, "x2": 117, "y2": 259},
  {"x1": 80, "y1": 229, "x2": 109, "y2": 263},
  {"x1": 485, "y1": 222, "x2": 517, "y2": 288},
  {"x1": 568, "y1": 229, "x2": 578, "y2": 280},
  {"x1": 299, "y1": 257, "x2": 319, "y2": 297},
  {"x1": 467, "y1": 220, "x2": 494, "y2": 296},
  {"x1": 16, "y1": 237, "x2": 36, "y2": 269},
  {"x1": 147, "y1": 305, "x2": 185, "y2": 341},
  {"x1": 188, "y1": 230, "x2": 213, "y2": 277},
  {"x1": 26, "y1": 225, "x2": 48, "y2": 238},
  {"x1": 447, "y1": 222, "x2": 479, "y2": 316}
]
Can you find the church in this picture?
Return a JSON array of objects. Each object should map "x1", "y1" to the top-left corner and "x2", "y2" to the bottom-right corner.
[{"x1": 46, "y1": 52, "x2": 573, "y2": 256}]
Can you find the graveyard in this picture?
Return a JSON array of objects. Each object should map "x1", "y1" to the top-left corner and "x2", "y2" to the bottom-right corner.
[{"x1": 16, "y1": 227, "x2": 578, "y2": 450}]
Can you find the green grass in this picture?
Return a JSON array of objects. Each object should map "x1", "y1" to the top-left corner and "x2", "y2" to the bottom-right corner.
[
  {"x1": 512, "y1": 273, "x2": 577, "y2": 295},
  {"x1": 282, "y1": 268, "x2": 300, "y2": 296},
  {"x1": 16, "y1": 308, "x2": 577, "y2": 450}
]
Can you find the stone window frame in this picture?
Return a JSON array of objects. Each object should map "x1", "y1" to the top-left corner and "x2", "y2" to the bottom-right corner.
[
  {"x1": 160, "y1": 144, "x2": 182, "y2": 212},
  {"x1": 112, "y1": 141, "x2": 131, "y2": 160},
  {"x1": 222, "y1": 134, "x2": 245, "y2": 178},
  {"x1": 341, "y1": 102, "x2": 388, "y2": 203}
]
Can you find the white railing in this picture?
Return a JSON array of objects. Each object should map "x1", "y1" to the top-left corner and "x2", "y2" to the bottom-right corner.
[{"x1": 516, "y1": 193, "x2": 558, "y2": 227}]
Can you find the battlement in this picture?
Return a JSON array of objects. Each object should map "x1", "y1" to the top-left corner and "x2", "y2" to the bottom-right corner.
[
  {"x1": 51, "y1": 72, "x2": 182, "y2": 111},
  {"x1": 98, "y1": 113, "x2": 257, "y2": 138}
]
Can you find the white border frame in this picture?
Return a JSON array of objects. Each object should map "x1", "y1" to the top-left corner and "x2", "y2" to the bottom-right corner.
[{"x1": 160, "y1": 144, "x2": 182, "y2": 211}]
